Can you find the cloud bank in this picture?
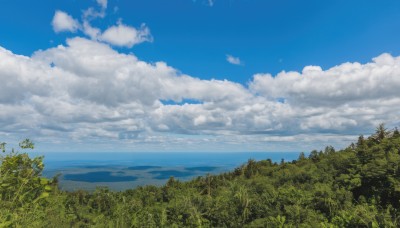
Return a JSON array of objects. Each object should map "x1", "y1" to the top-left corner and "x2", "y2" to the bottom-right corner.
[{"x1": 0, "y1": 37, "x2": 399, "y2": 151}]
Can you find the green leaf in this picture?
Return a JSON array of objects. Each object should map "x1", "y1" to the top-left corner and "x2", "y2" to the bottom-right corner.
[
  {"x1": 40, "y1": 192, "x2": 50, "y2": 198},
  {"x1": 39, "y1": 178, "x2": 49, "y2": 185}
]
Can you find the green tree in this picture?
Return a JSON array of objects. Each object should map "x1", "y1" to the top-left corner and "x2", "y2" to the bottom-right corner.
[{"x1": 0, "y1": 139, "x2": 53, "y2": 226}]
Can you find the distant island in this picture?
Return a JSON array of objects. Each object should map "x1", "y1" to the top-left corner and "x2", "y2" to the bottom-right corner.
[{"x1": 1, "y1": 124, "x2": 400, "y2": 227}]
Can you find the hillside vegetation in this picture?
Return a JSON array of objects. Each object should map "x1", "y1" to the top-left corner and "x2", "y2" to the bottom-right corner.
[{"x1": 1, "y1": 125, "x2": 400, "y2": 227}]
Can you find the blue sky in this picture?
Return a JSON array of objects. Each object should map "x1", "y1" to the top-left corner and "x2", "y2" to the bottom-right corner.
[
  {"x1": 3, "y1": 0, "x2": 400, "y2": 83},
  {"x1": 1, "y1": 0, "x2": 400, "y2": 152}
]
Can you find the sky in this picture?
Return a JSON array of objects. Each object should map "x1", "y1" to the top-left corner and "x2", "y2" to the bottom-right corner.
[{"x1": 1, "y1": 0, "x2": 400, "y2": 152}]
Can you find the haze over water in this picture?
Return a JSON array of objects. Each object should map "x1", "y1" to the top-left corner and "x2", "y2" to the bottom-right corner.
[{"x1": 32, "y1": 152, "x2": 302, "y2": 191}]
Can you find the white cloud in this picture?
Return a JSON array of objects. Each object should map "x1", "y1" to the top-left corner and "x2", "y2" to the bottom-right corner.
[
  {"x1": 100, "y1": 22, "x2": 152, "y2": 48},
  {"x1": 97, "y1": 0, "x2": 107, "y2": 9},
  {"x1": 83, "y1": 7, "x2": 106, "y2": 20},
  {"x1": 249, "y1": 53, "x2": 400, "y2": 107},
  {"x1": 82, "y1": 21, "x2": 101, "y2": 40},
  {"x1": 52, "y1": 1, "x2": 152, "y2": 48},
  {"x1": 51, "y1": 11, "x2": 80, "y2": 33},
  {"x1": 226, "y1": 54, "x2": 242, "y2": 65},
  {"x1": 208, "y1": 0, "x2": 214, "y2": 7},
  {"x1": 1, "y1": 38, "x2": 400, "y2": 151},
  {"x1": 83, "y1": 0, "x2": 107, "y2": 19}
]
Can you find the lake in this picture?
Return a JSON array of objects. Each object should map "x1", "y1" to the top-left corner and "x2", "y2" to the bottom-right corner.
[{"x1": 29, "y1": 152, "x2": 302, "y2": 191}]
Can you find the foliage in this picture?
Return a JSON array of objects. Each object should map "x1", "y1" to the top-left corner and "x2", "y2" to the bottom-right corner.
[
  {"x1": 0, "y1": 139, "x2": 55, "y2": 227},
  {"x1": 1, "y1": 126, "x2": 400, "y2": 227}
]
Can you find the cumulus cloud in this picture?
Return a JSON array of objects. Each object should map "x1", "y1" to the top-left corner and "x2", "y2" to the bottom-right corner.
[
  {"x1": 226, "y1": 54, "x2": 242, "y2": 65},
  {"x1": 53, "y1": 1, "x2": 152, "y2": 48},
  {"x1": 250, "y1": 54, "x2": 400, "y2": 107},
  {"x1": 80, "y1": 19, "x2": 152, "y2": 47},
  {"x1": 100, "y1": 22, "x2": 152, "y2": 48},
  {"x1": 1, "y1": 38, "x2": 400, "y2": 151},
  {"x1": 51, "y1": 11, "x2": 80, "y2": 33}
]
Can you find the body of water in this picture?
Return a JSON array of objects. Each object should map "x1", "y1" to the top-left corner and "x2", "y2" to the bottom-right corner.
[{"x1": 29, "y1": 152, "x2": 302, "y2": 191}]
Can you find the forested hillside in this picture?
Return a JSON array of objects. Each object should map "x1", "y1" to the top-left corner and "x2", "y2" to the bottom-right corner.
[{"x1": 1, "y1": 125, "x2": 400, "y2": 227}]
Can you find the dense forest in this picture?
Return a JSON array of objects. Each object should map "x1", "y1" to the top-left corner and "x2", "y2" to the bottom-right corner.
[{"x1": 1, "y1": 124, "x2": 400, "y2": 227}]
